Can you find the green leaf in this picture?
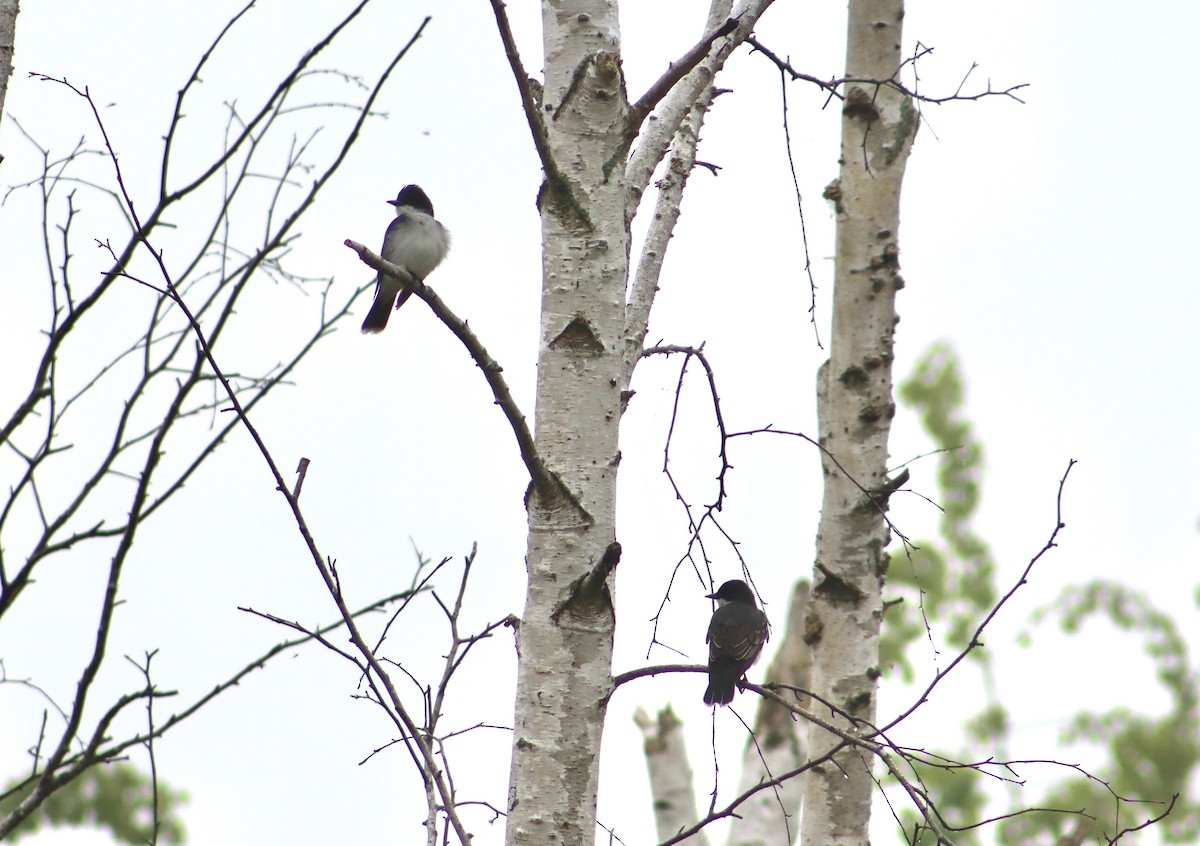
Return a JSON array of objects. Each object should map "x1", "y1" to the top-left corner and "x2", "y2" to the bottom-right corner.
[{"x1": 1, "y1": 763, "x2": 187, "y2": 844}]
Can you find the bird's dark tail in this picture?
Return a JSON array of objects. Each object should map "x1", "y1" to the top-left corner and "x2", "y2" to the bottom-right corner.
[
  {"x1": 703, "y1": 677, "x2": 736, "y2": 706},
  {"x1": 361, "y1": 286, "x2": 398, "y2": 334}
]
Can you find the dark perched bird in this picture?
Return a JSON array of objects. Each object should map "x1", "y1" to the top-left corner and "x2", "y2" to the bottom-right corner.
[
  {"x1": 361, "y1": 184, "x2": 451, "y2": 334},
  {"x1": 704, "y1": 579, "x2": 769, "y2": 706}
]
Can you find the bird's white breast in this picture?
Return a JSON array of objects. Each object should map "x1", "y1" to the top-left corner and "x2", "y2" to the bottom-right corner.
[{"x1": 382, "y1": 211, "x2": 450, "y2": 280}]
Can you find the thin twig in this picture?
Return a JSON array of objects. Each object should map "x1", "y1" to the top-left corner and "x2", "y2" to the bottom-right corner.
[
  {"x1": 877, "y1": 460, "x2": 1076, "y2": 736},
  {"x1": 343, "y1": 239, "x2": 566, "y2": 509},
  {"x1": 625, "y1": 17, "x2": 738, "y2": 139},
  {"x1": 486, "y1": 0, "x2": 561, "y2": 188},
  {"x1": 747, "y1": 36, "x2": 1028, "y2": 106}
]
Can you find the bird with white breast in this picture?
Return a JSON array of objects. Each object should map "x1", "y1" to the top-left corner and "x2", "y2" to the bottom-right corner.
[{"x1": 360, "y1": 184, "x2": 450, "y2": 334}]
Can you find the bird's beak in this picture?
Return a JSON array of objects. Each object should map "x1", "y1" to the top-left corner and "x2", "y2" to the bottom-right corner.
[{"x1": 705, "y1": 592, "x2": 718, "y2": 600}]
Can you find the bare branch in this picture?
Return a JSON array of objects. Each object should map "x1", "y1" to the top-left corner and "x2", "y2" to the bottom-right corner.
[
  {"x1": 877, "y1": 460, "x2": 1075, "y2": 736},
  {"x1": 0, "y1": 588, "x2": 419, "y2": 809},
  {"x1": 642, "y1": 345, "x2": 731, "y2": 510},
  {"x1": 486, "y1": 0, "x2": 562, "y2": 189},
  {"x1": 747, "y1": 36, "x2": 1028, "y2": 106},
  {"x1": 625, "y1": 17, "x2": 737, "y2": 138},
  {"x1": 728, "y1": 425, "x2": 914, "y2": 552},
  {"x1": 343, "y1": 238, "x2": 565, "y2": 507},
  {"x1": 1, "y1": 14, "x2": 445, "y2": 836},
  {"x1": 623, "y1": 88, "x2": 720, "y2": 385},
  {"x1": 763, "y1": 52, "x2": 823, "y2": 348},
  {"x1": 626, "y1": 0, "x2": 777, "y2": 204}
]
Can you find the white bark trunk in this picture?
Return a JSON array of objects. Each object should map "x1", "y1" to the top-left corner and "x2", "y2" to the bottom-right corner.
[
  {"x1": 635, "y1": 707, "x2": 711, "y2": 846},
  {"x1": 801, "y1": 0, "x2": 917, "y2": 842},
  {"x1": 0, "y1": 0, "x2": 18, "y2": 144},
  {"x1": 504, "y1": 2, "x2": 776, "y2": 843},
  {"x1": 506, "y1": 3, "x2": 628, "y2": 845}
]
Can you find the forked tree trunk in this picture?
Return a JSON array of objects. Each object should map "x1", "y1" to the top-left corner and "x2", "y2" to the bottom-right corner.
[
  {"x1": 505, "y1": 4, "x2": 629, "y2": 845},
  {"x1": 502, "y1": 1, "x2": 776, "y2": 843}
]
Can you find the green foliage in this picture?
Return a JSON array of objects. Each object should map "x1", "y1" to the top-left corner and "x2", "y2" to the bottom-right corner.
[
  {"x1": 887, "y1": 342, "x2": 1199, "y2": 844},
  {"x1": 1009, "y1": 582, "x2": 1200, "y2": 842},
  {"x1": 962, "y1": 704, "x2": 1008, "y2": 745},
  {"x1": 885, "y1": 343, "x2": 1000, "y2": 687},
  {"x1": 880, "y1": 343, "x2": 1006, "y2": 845},
  {"x1": 1, "y1": 763, "x2": 187, "y2": 844}
]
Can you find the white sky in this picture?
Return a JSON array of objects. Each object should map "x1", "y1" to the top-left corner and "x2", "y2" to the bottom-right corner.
[{"x1": 2, "y1": 0, "x2": 1197, "y2": 844}]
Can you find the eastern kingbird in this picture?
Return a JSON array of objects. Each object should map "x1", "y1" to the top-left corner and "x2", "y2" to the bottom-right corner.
[
  {"x1": 704, "y1": 579, "x2": 769, "y2": 706},
  {"x1": 361, "y1": 184, "x2": 451, "y2": 334}
]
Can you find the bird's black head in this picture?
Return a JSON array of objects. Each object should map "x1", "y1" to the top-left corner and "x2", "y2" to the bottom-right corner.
[
  {"x1": 706, "y1": 579, "x2": 757, "y2": 605},
  {"x1": 388, "y1": 184, "x2": 434, "y2": 216}
]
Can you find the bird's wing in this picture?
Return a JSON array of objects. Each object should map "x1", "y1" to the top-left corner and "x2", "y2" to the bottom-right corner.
[{"x1": 707, "y1": 608, "x2": 769, "y2": 664}]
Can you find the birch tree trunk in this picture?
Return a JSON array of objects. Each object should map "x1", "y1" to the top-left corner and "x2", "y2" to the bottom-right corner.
[
  {"x1": 0, "y1": 0, "x2": 17, "y2": 135},
  {"x1": 801, "y1": 0, "x2": 917, "y2": 842},
  {"x1": 505, "y1": 3, "x2": 628, "y2": 844},
  {"x1": 501, "y1": 1, "x2": 772, "y2": 842}
]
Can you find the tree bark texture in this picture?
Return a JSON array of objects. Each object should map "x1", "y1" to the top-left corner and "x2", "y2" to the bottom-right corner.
[
  {"x1": 0, "y1": 0, "x2": 18, "y2": 135},
  {"x1": 802, "y1": 0, "x2": 917, "y2": 843},
  {"x1": 506, "y1": 2, "x2": 628, "y2": 845}
]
